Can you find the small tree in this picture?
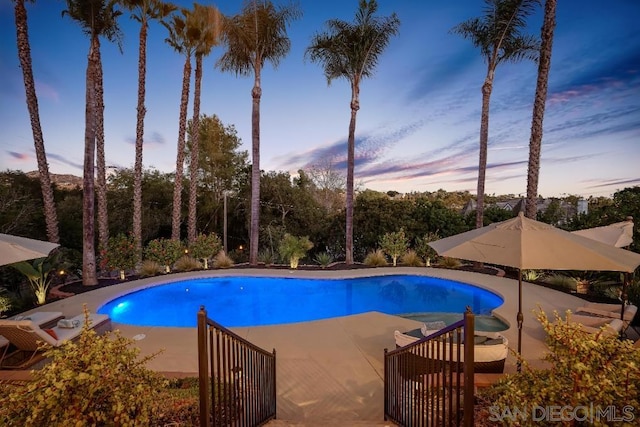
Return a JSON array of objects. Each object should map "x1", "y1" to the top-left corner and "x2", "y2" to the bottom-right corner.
[
  {"x1": 144, "y1": 238, "x2": 184, "y2": 273},
  {"x1": 478, "y1": 309, "x2": 640, "y2": 425},
  {"x1": 278, "y1": 234, "x2": 313, "y2": 269},
  {"x1": 188, "y1": 233, "x2": 222, "y2": 269},
  {"x1": 379, "y1": 228, "x2": 408, "y2": 267},
  {"x1": 414, "y1": 231, "x2": 440, "y2": 266},
  {"x1": 99, "y1": 233, "x2": 137, "y2": 279}
]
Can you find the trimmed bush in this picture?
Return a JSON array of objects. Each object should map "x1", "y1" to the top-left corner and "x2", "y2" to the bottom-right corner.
[
  {"x1": 99, "y1": 233, "x2": 137, "y2": 279},
  {"x1": 144, "y1": 238, "x2": 184, "y2": 272},
  {"x1": 363, "y1": 249, "x2": 388, "y2": 267},
  {"x1": 189, "y1": 233, "x2": 222, "y2": 269}
]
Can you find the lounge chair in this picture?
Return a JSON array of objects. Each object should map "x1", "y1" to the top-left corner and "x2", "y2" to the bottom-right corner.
[
  {"x1": 561, "y1": 314, "x2": 624, "y2": 337},
  {"x1": 0, "y1": 311, "x2": 64, "y2": 366},
  {"x1": 575, "y1": 303, "x2": 637, "y2": 334},
  {"x1": 0, "y1": 312, "x2": 110, "y2": 369},
  {"x1": 394, "y1": 327, "x2": 509, "y2": 373}
]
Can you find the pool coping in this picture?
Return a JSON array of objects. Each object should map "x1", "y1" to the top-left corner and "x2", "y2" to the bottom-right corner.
[{"x1": 18, "y1": 266, "x2": 589, "y2": 422}]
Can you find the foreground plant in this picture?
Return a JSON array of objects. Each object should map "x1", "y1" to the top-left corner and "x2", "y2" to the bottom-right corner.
[
  {"x1": 0, "y1": 307, "x2": 166, "y2": 426},
  {"x1": 478, "y1": 309, "x2": 640, "y2": 426}
]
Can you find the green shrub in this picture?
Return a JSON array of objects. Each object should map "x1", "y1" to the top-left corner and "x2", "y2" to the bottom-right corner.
[
  {"x1": 278, "y1": 234, "x2": 313, "y2": 269},
  {"x1": 189, "y1": 233, "x2": 222, "y2": 269},
  {"x1": 144, "y1": 238, "x2": 184, "y2": 272},
  {"x1": 414, "y1": 231, "x2": 440, "y2": 266},
  {"x1": 173, "y1": 255, "x2": 202, "y2": 272},
  {"x1": 10, "y1": 257, "x2": 55, "y2": 305},
  {"x1": 521, "y1": 269, "x2": 544, "y2": 282},
  {"x1": 0, "y1": 288, "x2": 12, "y2": 315},
  {"x1": 438, "y1": 256, "x2": 460, "y2": 269},
  {"x1": 363, "y1": 249, "x2": 388, "y2": 267},
  {"x1": 138, "y1": 260, "x2": 164, "y2": 277},
  {"x1": 544, "y1": 273, "x2": 576, "y2": 291},
  {"x1": 314, "y1": 252, "x2": 334, "y2": 268},
  {"x1": 258, "y1": 249, "x2": 275, "y2": 266},
  {"x1": 379, "y1": 228, "x2": 408, "y2": 267},
  {"x1": 99, "y1": 233, "x2": 137, "y2": 278},
  {"x1": 400, "y1": 249, "x2": 423, "y2": 267},
  {"x1": 478, "y1": 309, "x2": 640, "y2": 426},
  {"x1": 213, "y1": 250, "x2": 234, "y2": 269},
  {"x1": 0, "y1": 307, "x2": 166, "y2": 426}
]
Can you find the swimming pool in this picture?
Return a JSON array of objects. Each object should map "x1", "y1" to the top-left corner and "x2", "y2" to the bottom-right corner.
[{"x1": 98, "y1": 274, "x2": 503, "y2": 328}]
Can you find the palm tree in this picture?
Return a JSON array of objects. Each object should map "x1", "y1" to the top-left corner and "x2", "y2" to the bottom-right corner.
[
  {"x1": 13, "y1": 0, "x2": 59, "y2": 244},
  {"x1": 187, "y1": 4, "x2": 222, "y2": 244},
  {"x1": 217, "y1": 0, "x2": 301, "y2": 265},
  {"x1": 452, "y1": 0, "x2": 539, "y2": 229},
  {"x1": 163, "y1": 7, "x2": 198, "y2": 242},
  {"x1": 526, "y1": 0, "x2": 556, "y2": 219},
  {"x1": 63, "y1": 0, "x2": 122, "y2": 286},
  {"x1": 306, "y1": 0, "x2": 399, "y2": 264},
  {"x1": 120, "y1": 0, "x2": 176, "y2": 258}
]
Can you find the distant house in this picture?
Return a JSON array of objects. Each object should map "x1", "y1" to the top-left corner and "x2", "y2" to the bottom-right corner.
[{"x1": 461, "y1": 197, "x2": 588, "y2": 224}]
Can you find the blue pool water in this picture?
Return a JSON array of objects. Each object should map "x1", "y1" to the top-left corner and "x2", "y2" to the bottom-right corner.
[{"x1": 97, "y1": 275, "x2": 503, "y2": 328}]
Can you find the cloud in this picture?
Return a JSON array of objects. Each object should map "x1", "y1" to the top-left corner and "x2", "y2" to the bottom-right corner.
[
  {"x1": 8, "y1": 151, "x2": 31, "y2": 161},
  {"x1": 126, "y1": 131, "x2": 167, "y2": 146},
  {"x1": 586, "y1": 177, "x2": 640, "y2": 189},
  {"x1": 46, "y1": 152, "x2": 83, "y2": 170}
]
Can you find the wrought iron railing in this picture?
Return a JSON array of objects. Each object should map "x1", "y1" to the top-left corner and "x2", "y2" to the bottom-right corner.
[
  {"x1": 384, "y1": 309, "x2": 475, "y2": 426},
  {"x1": 197, "y1": 306, "x2": 277, "y2": 426}
]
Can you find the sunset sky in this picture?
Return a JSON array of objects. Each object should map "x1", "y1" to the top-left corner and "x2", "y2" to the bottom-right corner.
[{"x1": 1, "y1": 0, "x2": 638, "y2": 198}]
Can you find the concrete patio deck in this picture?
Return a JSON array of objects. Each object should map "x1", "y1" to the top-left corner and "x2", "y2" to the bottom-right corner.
[{"x1": 3, "y1": 267, "x2": 601, "y2": 424}]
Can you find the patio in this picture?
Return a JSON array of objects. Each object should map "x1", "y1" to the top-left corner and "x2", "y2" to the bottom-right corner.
[{"x1": 0, "y1": 267, "x2": 608, "y2": 423}]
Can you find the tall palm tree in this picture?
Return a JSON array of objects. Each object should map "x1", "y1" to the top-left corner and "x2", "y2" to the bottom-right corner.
[
  {"x1": 217, "y1": 0, "x2": 300, "y2": 265},
  {"x1": 306, "y1": 0, "x2": 399, "y2": 264},
  {"x1": 63, "y1": 0, "x2": 122, "y2": 286},
  {"x1": 95, "y1": 48, "x2": 109, "y2": 251},
  {"x1": 187, "y1": 3, "x2": 222, "y2": 244},
  {"x1": 13, "y1": 0, "x2": 59, "y2": 244},
  {"x1": 452, "y1": 0, "x2": 539, "y2": 229},
  {"x1": 163, "y1": 7, "x2": 198, "y2": 242},
  {"x1": 120, "y1": 0, "x2": 176, "y2": 258},
  {"x1": 526, "y1": 0, "x2": 556, "y2": 219}
]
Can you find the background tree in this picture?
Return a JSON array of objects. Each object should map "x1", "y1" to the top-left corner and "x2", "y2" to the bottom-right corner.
[
  {"x1": 306, "y1": 0, "x2": 400, "y2": 264},
  {"x1": 217, "y1": 0, "x2": 301, "y2": 265},
  {"x1": 13, "y1": 0, "x2": 59, "y2": 243},
  {"x1": 304, "y1": 158, "x2": 346, "y2": 213},
  {"x1": 163, "y1": 7, "x2": 198, "y2": 241},
  {"x1": 187, "y1": 3, "x2": 222, "y2": 244},
  {"x1": 525, "y1": 0, "x2": 557, "y2": 219},
  {"x1": 452, "y1": 0, "x2": 539, "y2": 229},
  {"x1": 63, "y1": 0, "x2": 123, "y2": 286},
  {"x1": 185, "y1": 114, "x2": 248, "y2": 235},
  {"x1": 119, "y1": 0, "x2": 176, "y2": 259}
]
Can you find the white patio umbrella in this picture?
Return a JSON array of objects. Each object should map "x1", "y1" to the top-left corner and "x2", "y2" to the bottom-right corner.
[
  {"x1": 571, "y1": 216, "x2": 634, "y2": 248},
  {"x1": 0, "y1": 233, "x2": 60, "y2": 266},
  {"x1": 428, "y1": 212, "x2": 640, "y2": 365}
]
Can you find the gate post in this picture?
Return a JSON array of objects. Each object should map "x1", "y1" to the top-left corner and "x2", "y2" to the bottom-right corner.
[{"x1": 198, "y1": 305, "x2": 210, "y2": 427}]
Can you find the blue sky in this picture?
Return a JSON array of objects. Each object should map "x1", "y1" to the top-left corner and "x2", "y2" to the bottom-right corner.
[{"x1": 1, "y1": 0, "x2": 639, "y2": 198}]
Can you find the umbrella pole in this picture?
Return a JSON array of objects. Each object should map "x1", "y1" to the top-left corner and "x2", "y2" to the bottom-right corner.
[{"x1": 517, "y1": 271, "x2": 523, "y2": 372}]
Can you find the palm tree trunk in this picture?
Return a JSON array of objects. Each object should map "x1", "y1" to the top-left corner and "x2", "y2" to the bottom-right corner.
[
  {"x1": 526, "y1": 0, "x2": 556, "y2": 219},
  {"x1": 345, "y1": 85, "x2": 360, "y2": 265},
  {"x1": 14, "y1": 0, "x2": 59, "y2": 244},
  {"x1": 249, "y1": 75, "x2": 262, "y2": 265},
  {"x1": 95, "y1": 48, "x2": 109, "y2": 252},
  {"x1": 188, "y1": 54, "x2": 203, "y2": 245},
  {"x1": 171, "y1": 55, "x2": 191, "y2": 241},
  {"x1": 83, "y1": 35, "x2": 100, "y2": 286},
  {"x1": 476, "y1": 68, "x2": 494, "y2": 229},
  {"x1": 133, "y1": 20, "x2": 148, "y2": 259}
]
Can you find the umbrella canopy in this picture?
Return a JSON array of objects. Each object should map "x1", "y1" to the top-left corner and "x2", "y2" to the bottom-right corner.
[
  {"x1": 0, "y1": 233, "x2": 60, "y2": 266},
  {"x1": 428, "y1": 212, "x2": 640, "y2": 368},
  {"x1": 428, "y1": 213, "x2": 640, "y2": 273},
  {"x1": 571, "y1": 217, "x2": 634, "y2": 248}
]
